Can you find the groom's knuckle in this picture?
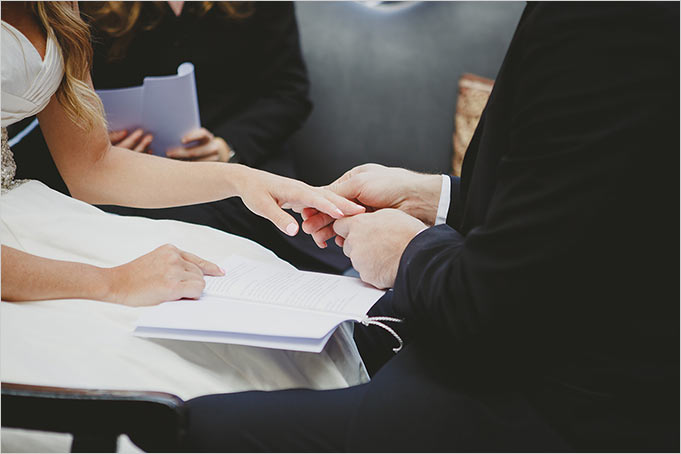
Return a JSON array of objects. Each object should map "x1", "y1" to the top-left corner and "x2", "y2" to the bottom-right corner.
[
  {"x1": 357, "y1": 173, "x2": 370, "y2": 185},
  {"x1": 343, "y1": 239, "x2": 353, "y2": 255}
]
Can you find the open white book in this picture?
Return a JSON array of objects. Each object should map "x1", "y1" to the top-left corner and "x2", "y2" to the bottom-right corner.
[{"x1": 134, "y1": 255, "x2": 387, "y2": 352}]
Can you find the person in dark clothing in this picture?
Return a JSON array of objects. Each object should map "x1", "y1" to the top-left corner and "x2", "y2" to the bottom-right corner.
[
  {"x1": 85, "y1": 1, "x2": 309, "y2": 168},
  {"x1": 9, "y1": 1, "x2": 350, "y2": 273},
  {"x1": 165, "y1": 3, "x2": 679, "y2": 452}
]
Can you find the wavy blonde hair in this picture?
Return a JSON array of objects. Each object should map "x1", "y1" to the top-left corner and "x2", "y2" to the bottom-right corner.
[
  {"x1": 81, "y1": 2, "x2": 254, "y2": 61},
  {"x1": 30, "y1": 2, "x2": 106, "y2": 130}
]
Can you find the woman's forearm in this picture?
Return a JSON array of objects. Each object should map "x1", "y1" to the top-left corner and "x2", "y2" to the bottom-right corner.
[
  {"x1": 39, "y1": 92, "x2": 363, "y2": 233},
  {"x1": 66, "y1": 145, "x2": 248, "y2": 208},
  {"x1": 2, "y1": 244, "x2": 225, "y2": 306},
  {"x1": 1, "y1": 246, "x2": 110, "y2": 302},
  {"x1": 37, "y1": 87, "x2": 252, "y2": 210}
]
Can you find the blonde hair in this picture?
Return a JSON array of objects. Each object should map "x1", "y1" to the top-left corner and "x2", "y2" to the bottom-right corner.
[
  {"x1": 81, "y1": 2, "x2": 254, "y2": 61},
  {"x1": 30, "y1": 2, "x2": 106, "y2": 130}
]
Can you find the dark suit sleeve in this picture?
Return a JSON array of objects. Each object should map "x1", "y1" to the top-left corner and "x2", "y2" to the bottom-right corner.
[
  {"x1": 210, "y1": 3, "x2": 312, "y2": 166},
  {"x1": 445, "y1": 175, "x2": 460, "y2": 228},
  {"x1": 389, "y1": 4, "x2": 677, "y2": 353}
]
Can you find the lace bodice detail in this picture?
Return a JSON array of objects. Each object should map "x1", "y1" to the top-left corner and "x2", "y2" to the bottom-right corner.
[{"x1": 1, "y1": 128, "x2": 21, "y2": 191}]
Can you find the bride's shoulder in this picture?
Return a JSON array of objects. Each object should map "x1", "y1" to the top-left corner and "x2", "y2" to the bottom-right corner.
[
  {"x1": 1, "y1": 18, "x2": 63, "y2": 128},
  {"x1": 1, "y1": 20, "x2": 28, "y2": 56}
]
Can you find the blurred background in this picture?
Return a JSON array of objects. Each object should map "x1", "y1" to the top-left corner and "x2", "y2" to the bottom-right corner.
[{"x1": 291, "y1": 1, "x2": 523, "y2": 185}]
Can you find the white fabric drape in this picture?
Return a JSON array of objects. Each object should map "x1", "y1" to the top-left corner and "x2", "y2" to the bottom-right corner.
[{"x1": 1, "y1": 21, "x2": 63, "y2": 127}]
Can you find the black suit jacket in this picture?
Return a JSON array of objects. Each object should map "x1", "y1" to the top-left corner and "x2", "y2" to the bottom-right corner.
[{"x1": 377, "y1": 2, "x2": 678, "y2": 450}]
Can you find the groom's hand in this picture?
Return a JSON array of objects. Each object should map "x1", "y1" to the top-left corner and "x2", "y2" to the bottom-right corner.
[
  {"x1": 333, "y1": 209, "x2": 426, "y2": 289},
  {"x1": 302, "y1": 164, "x2": 441, "y2": 248}
]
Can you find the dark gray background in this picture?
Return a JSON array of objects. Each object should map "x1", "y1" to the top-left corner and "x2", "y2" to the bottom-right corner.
[{"x1": 291, "y1": 1, "x2": 525, "y2": 185}]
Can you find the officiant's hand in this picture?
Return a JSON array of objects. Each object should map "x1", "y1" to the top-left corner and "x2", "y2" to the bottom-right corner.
[
  {"x1": 236, "y1": 167, "x2": 365, "y2": 237},
  {"x1": 106, "y1": 244, "x2": 224, "y2": 306},
  {"x1": 333, "y1": 209, "x2": 426, "y2": 289},
  {"x1": 166, "y1": 128, "x2": 231, "y2": 162},
  {"x1": 301, "y1": 164, "x2": 441, "y2": 248},
  {"x1": 110, "y1": 128, "x2": 154, "y2": 154}
]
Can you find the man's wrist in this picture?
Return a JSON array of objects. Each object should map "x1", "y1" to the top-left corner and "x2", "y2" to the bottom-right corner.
[{"x1": 405, "y1": 173, "x2": 442, "y2": 226}]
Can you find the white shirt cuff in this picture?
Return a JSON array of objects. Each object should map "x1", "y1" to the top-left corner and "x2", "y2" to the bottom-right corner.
[{"x1": 435, "y1": 174, "x2": 451, "y2": 226}]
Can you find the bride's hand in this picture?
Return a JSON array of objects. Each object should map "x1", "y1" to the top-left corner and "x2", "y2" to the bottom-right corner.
[
  {"x1": 105, "y1": 244, "x2": 224, "y2": 306},
  {"x1": 237, "y1": 167, "x2": 365, "y2": 237}
]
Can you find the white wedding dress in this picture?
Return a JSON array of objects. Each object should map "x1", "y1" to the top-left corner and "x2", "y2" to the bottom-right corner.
[{"x1": 0, "y1": 20, "x2": 367, "y2": 452}]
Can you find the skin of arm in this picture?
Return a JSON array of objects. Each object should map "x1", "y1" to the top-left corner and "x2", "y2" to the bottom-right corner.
[
  {"x1": 39, "y1": 90, "x2": 261, "y2": 208},
  {"x1": 37, "y1": 78, "x2": 363, "y2": 229},
  {"x1": 1, "y1": 247, "x2": 111, "y2": 302},
  {"x1": 1, "y1": 244, "x2": 222, "y2": 306}
]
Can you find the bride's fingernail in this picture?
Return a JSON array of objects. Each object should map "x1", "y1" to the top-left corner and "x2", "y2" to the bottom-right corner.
[
  {"x1": 286, "y1": 223, "x2": 298, "y2": 236},
  {"x1": 219, "y1": 267, "x2": 226, "y2": 274},
  {"x1": 334, "y1": 208, "x2": 344, "y2": 217}
]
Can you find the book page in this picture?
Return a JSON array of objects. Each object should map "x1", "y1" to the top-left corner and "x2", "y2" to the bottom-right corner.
[
  {"x1": 135, "y1": 295, "x2": 351, "y2": 347},
  {"x1": 204, "y1": 256, "x2": 385, "y2": 317}
]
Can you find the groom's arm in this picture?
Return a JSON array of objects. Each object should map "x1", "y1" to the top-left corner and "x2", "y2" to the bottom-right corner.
[{"x1": 335, "y1": 2, "x2": 677, "y2": 353}]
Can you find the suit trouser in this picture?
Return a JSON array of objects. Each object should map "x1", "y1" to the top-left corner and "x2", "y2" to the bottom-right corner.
[{"x1": 170, "y1": 294, "x2": 569, "y2": 452}]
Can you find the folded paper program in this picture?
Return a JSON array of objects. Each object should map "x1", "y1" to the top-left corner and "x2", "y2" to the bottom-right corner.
[{"x1": 96, "y1": 62, "x2": 201, "y2": 157}]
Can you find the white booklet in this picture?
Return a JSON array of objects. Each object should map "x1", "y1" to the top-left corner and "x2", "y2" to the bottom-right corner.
[
  {"x1": 134, "y1": 256, "x2": 386, "y2": 352},
  {"x1": 96, "y1": 62, "x2": 201, "y2": 157}
]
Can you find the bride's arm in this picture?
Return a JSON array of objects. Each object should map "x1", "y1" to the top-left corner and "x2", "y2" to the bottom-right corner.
[
  {"x1": 37, "y1": 84, "x2": 363, "y2": 235},
  {"x1": 1, "y1": 244, "x2": 223, "y2": 306},
  {"x1": 2, "y1": 246, "x2": 110, "y2": 302}
]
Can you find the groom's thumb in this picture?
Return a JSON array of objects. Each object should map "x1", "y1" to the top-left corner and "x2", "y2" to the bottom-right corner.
[{"x1": 329, "y1": 177, "x2": 361, "y2": 202}]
